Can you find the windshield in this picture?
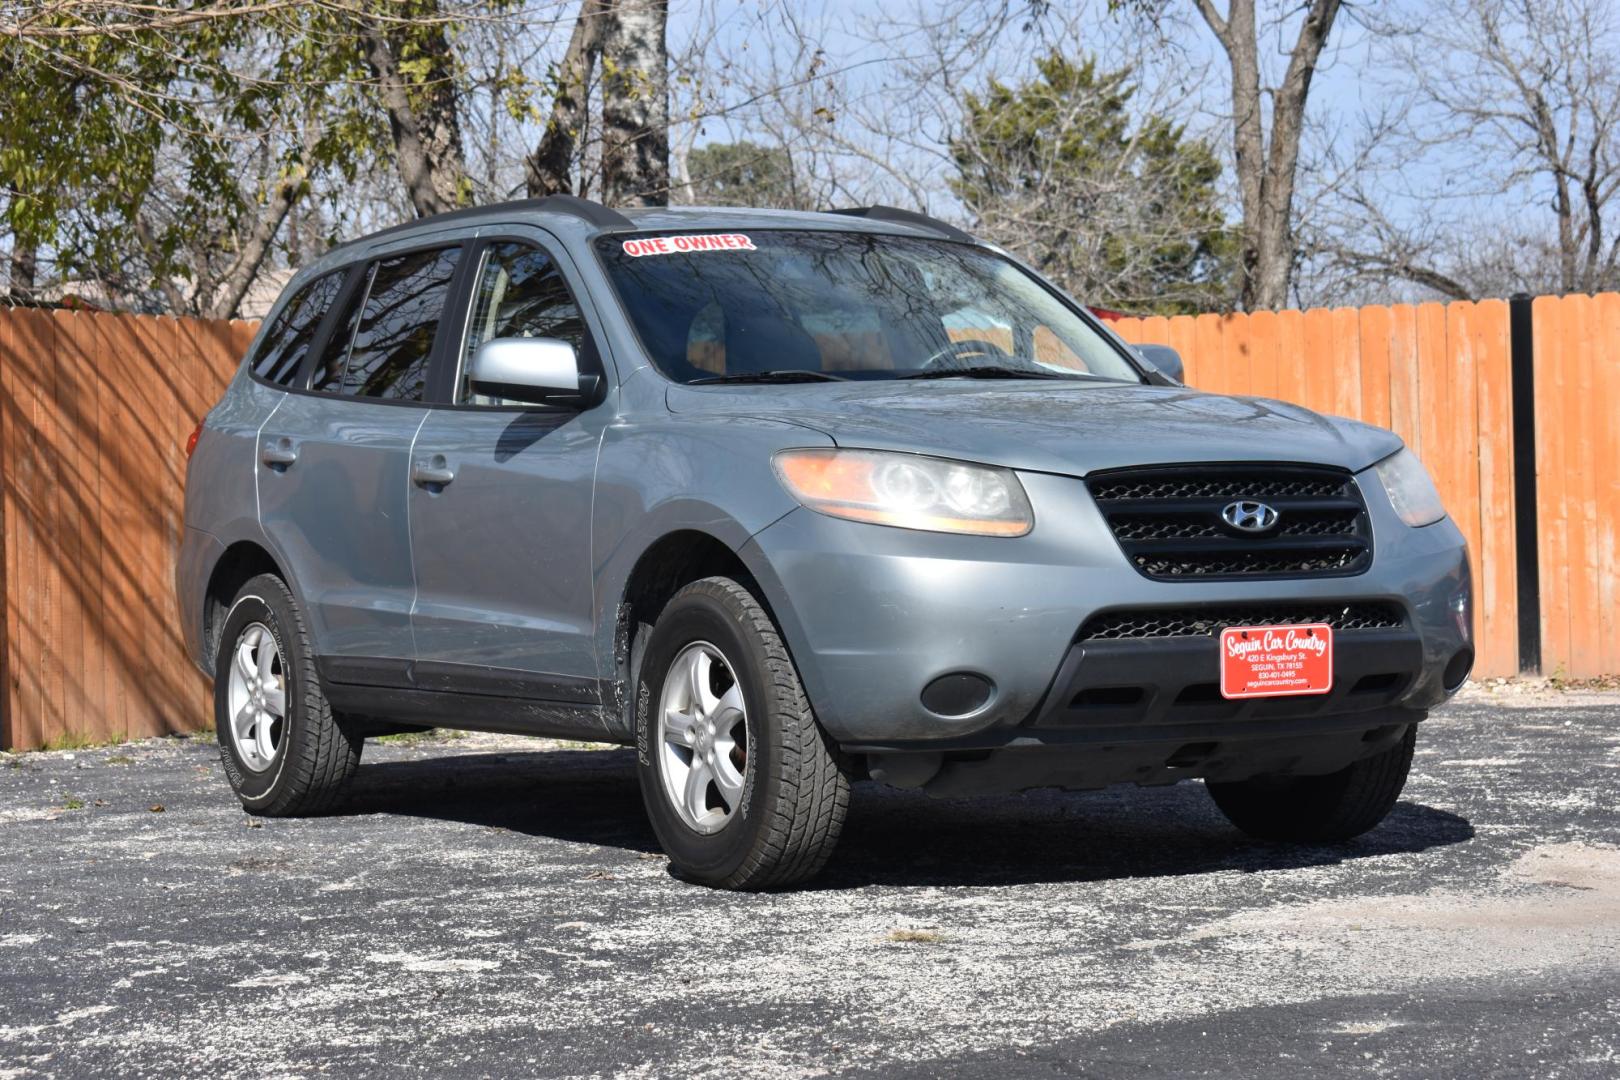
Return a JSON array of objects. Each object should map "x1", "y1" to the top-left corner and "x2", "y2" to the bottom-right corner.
[{"x1": 594, "y1": 230, "x2": 1144, "y2": 384}]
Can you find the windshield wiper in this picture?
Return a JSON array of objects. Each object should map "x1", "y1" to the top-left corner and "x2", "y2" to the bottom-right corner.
[
  {"x1": 689, "y1": 370, "x2": 848, "y2": 385},
  {"x1": 899, "y1": 365, "x2": 1070, "y2": 381}
]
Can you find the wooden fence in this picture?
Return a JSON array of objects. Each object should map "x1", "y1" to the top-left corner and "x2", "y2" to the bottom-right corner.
[
  {"x1": 0, "y1": 297, "x2": 1614, "y2": 749},
  {"x1": 0, "y1": 310, "x2": 253, "y2": 750}
]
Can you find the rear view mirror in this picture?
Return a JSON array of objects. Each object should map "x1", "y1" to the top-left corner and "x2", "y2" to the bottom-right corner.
[
  {"x1": 1135, "y1": 344, "x2": 1185, "y2": 385},
  {"x1": 468, "y1": 337, "x2": 596, "y2": 404}
]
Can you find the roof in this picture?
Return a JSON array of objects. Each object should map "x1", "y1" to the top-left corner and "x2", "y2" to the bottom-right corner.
[{"x1": 322, "y1": 199, "x2": 967, "y2": 260}]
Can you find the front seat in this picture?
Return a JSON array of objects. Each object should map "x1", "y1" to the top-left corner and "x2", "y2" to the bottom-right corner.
[{"x1": 723, "y1": 312, "x2": 825, "y2": 374}]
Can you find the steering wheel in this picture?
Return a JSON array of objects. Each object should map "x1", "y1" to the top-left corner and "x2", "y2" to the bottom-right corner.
[{"x1": 919, "y1": 338, "x2": 1013, "y2": 370}]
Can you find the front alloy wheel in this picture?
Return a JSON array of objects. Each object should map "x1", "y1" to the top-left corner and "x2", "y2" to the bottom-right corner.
[
  {"x1": 657, "y1": 642, "x2": 749, "y2": 833},
  {"x1": 635, "y1": 576, "x2": 848, "y2": 889}
]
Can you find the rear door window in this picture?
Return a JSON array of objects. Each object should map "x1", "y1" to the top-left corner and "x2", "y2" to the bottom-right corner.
[
  {"x1": 310, "y1": 247, "x2": 461, "y2": 401},
  {"x1": 309, "y1": 266, "x2": 372, "y2": 394},
  {"x1": 250, "y1": 271, "x2": 342, "y2": 386}
]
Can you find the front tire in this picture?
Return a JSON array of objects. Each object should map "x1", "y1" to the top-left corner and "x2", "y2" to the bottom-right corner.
[
  {"x1": 635, "y1": 577, "x2": 848, "y2": 889},
  {"x1": 214, "y1": 574, "x2": 361, "y2": 816},
  {"x1": 1206, "y1": 725, "x2": 1417, "y2": 841}
]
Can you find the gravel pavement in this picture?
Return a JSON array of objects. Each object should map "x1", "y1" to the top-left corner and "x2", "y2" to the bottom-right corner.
[{"x1": 1, "y1": 685, "x2": 1617, "y2": 1078}]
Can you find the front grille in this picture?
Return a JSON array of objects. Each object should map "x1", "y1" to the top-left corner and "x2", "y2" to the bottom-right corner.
[
  {"x1": 1087, "y1": 464, "x2": 1373, "y2": 580},
  {"x1": 1079, "y1": 602, "x2": 1406, "y2": 641}
]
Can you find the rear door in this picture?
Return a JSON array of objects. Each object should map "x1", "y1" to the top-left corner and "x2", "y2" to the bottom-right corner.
[
  {"x1": 405, "y1": 234, "x2": 610, "y2": 711},
  {"x1": 257, "y1": 244, "x2": 463, "y2": 676}
]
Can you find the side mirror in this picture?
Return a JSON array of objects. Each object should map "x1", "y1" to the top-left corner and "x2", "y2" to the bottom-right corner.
[
  {"x1": 1135, "y1": 344, "x2": 1185, "y2": 385},
  {"x1": 468, "y1": 337, "x2": 597, "y2": 404}
]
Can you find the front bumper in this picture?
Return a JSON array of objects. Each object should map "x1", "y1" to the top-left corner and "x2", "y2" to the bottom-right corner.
[{"x1": 743, "y1": 468, "x2": 1473, "y2": 748}]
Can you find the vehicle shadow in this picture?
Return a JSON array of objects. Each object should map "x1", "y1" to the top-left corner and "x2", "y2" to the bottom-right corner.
[{"x1": 342, "y1": 747, "x2": 1476, "y2": 889}]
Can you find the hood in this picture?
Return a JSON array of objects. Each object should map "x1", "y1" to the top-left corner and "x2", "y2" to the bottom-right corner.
[{"x1": 666, "y1": 380, "x2": 1402, "y2": 476}]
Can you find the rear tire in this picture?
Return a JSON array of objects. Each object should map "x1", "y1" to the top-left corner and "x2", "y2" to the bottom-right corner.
[
  {"x1": 1206, "y1": 725, "x2": 1416, "y2": 841},
  {"x1": 214, "y1": 573, "x2": 362, "y2": 816},
  {"x1": 635, "y1": 576, "x2": 848, "y2": 889}
]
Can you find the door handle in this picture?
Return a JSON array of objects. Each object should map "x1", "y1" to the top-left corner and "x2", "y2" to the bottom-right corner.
[
  {"x1": 412, "y1": 455, "x2": 455, "y2": 488},
  {"x1": 260, "y1": 437, "x2": 298, "y2": 469}
]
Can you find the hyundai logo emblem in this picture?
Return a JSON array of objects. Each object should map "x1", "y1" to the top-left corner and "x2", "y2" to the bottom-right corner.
[{"x1": 1221, "y1": 500, "x2": 1279, "y2": 533}]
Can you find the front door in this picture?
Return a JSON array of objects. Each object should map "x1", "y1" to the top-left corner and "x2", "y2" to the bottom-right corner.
[{"x1": 406, "y1": 238, "x2": 609, "y2": 712}]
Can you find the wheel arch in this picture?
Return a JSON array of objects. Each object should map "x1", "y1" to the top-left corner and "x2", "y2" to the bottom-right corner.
[
  {"x1": 203, "y1": 541, "x2": 287, "y2": 668},
  {"x1": 606, "y1": 527, "x2": 789, "y2": 740}
]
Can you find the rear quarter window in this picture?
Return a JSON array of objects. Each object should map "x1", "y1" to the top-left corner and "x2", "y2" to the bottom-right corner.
[{"x1": 249, "y1": 272, "x2": 343, "y2": 386}]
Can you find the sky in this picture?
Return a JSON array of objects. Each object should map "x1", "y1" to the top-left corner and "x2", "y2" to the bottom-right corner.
[{"x1": 663, "y1": 0, "x2": 1551, "y2": 300}]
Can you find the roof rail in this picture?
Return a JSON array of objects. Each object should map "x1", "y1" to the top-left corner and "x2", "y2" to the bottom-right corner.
[
  {"x1": 826, "y1": 205, "x2": 976, "y2": 244},
  {"x1": 329, "y1": 194, "x2": 634, "y2": 253},
  {"x1": 532, "y1": 194, "x2": 635, "y2": 229}
]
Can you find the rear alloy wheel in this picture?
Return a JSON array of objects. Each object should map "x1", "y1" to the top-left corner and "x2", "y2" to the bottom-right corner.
[
  {"x1": 636, "y1": 577, "x2": 848, "y2": 889},
  {"x1": 1206, "y1": 725, "x2": 1417, "y2": 842},
  {"x1": 225, "y1": 623, "x2": 285, "y2": 771},
  {"x1": 214, "y1": 574, "x2": 361, "y2": 816}
]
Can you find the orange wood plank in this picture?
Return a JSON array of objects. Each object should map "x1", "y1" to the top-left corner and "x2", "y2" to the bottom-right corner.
[
  {"x1": 1110, "y1": 317, "x2": 1145, "y2": 344},
  {"x1": 171, "y1": 318, "x2": 212, "y2": 721},
  {"x1": 110, "y1": 315, "x2": 164, "y2": 739},
  {"x1": 0, "y1": 312, "x2": 13, "y2": 748},
  {"x1": 1565, "y1": 295, "x2": 1602, "y2": 677},
  {"x1": 1469, "y1": 300, "x2": 1517, "y2": 677},
  {"x1": 1162, "y1": 315, "x2": 1200, "y2": 386},
  {"x1": 90, "y1": 315, "x2": 132, "y2": 741},
  {"x1": 1597, "y1": 295, "x2": 1620, "y2": 676},
  {"x1": 1358, "y1": 306, "x2": 1393, "y2": 429},
  {"x1": 1299, "y1": 308, "x2": 1338, "y2": 416},
  {"x1": 1387, "y1": 305, "x2": 1421, "y2": 455},
  {"x1": 1193, "y1": 314, "x2": 1225, "y2": 395},
  {"x1": 1271, "y1": 309, "x2": 1306, "y2": 407},
  {"x1": 149, "y1": 316, "x2": 191, "y2": 736},
  {"x1": 1244, "y1": 310, "x2": 1279, "y2": 400},
  {"x1": 1414, "y1": 304, "x2": 1453, "y2": 535},
  {"x1": 1330, "y1": 307, "x2": 1362, "y2": 421},
  {"x1": 1218, "y1": 313, "x2": 1252, "y2": 397},
  {"x1": 1532, "y1": 296, "x2": 1571, "y2": 677},
  {"x1": 3, "y1": 307, "x2": 38, "y2": 751},
  {"x1": 76, "y1": 312, "x2": 114, "y2": 741},
  {"x1": 1443, "y1": 303, "x2": 1483, "y2": 582},
  {"x1": 9, "y1": 311, "x2": 61, "y2": 749},
  {"x1": 91, "y1": 315, "x2": 129, "y2": 734},
  {"x1": 49, "y1": 313, "x2": 92, "y2": 744}
]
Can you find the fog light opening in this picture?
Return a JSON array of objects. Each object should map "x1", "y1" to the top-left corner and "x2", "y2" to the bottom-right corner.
[{"x1": 920, "y1": 672, "x2": 996, "y2": 718}]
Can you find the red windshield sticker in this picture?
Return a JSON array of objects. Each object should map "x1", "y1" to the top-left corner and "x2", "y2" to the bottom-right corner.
[{"x1": 621, "y1": 233, "x2": 757, "y2": 257}]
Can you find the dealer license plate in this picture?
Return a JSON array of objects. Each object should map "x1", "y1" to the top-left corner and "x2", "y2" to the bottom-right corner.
[{"x1": 1219, "y1": 623, "x2": 1334, "y2": 700}]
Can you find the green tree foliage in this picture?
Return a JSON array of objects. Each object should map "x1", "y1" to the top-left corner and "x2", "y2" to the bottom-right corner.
[
  {"x1": 0, "y1": 1, "x2": 470, "y2": 312},
  {"x1": 685, "y1": 141, "x2": 806, "y2": 209},
  {"x1": 951, "y1": 55, "x2": 1234, "y2": 314}
]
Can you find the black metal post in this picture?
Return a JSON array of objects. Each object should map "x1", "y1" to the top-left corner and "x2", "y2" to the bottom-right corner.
[{"x1": 1508, "y1": 293, "x2": 1541, "y2": 675}]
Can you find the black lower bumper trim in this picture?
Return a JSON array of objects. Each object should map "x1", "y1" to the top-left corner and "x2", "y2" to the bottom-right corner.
[
  {"x1": 1034, "y1": 630, "x2": 1424, "y2": 731},
  {"x1": 840, "y1": 630, "x2": 1427, "y2": 755}
]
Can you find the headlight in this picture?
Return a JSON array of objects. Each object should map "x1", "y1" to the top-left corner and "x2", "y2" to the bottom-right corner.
[
  {"x1": 772, "y1": 449, "x2": 1034, "y2": 537},
  {"x1": 1374, "y1": 448, "x2": 1446, "y2": 527}
]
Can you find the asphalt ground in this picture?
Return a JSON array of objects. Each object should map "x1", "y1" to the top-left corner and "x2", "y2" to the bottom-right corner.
[{"x1": 1, "y1": 685, "x2": 1617, "y2": 1078}]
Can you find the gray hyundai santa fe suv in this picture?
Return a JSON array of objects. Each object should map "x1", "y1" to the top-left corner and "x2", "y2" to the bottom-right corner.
[{"x1": 176, "y1": 196, "x2": 1474, "y2": 889}]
